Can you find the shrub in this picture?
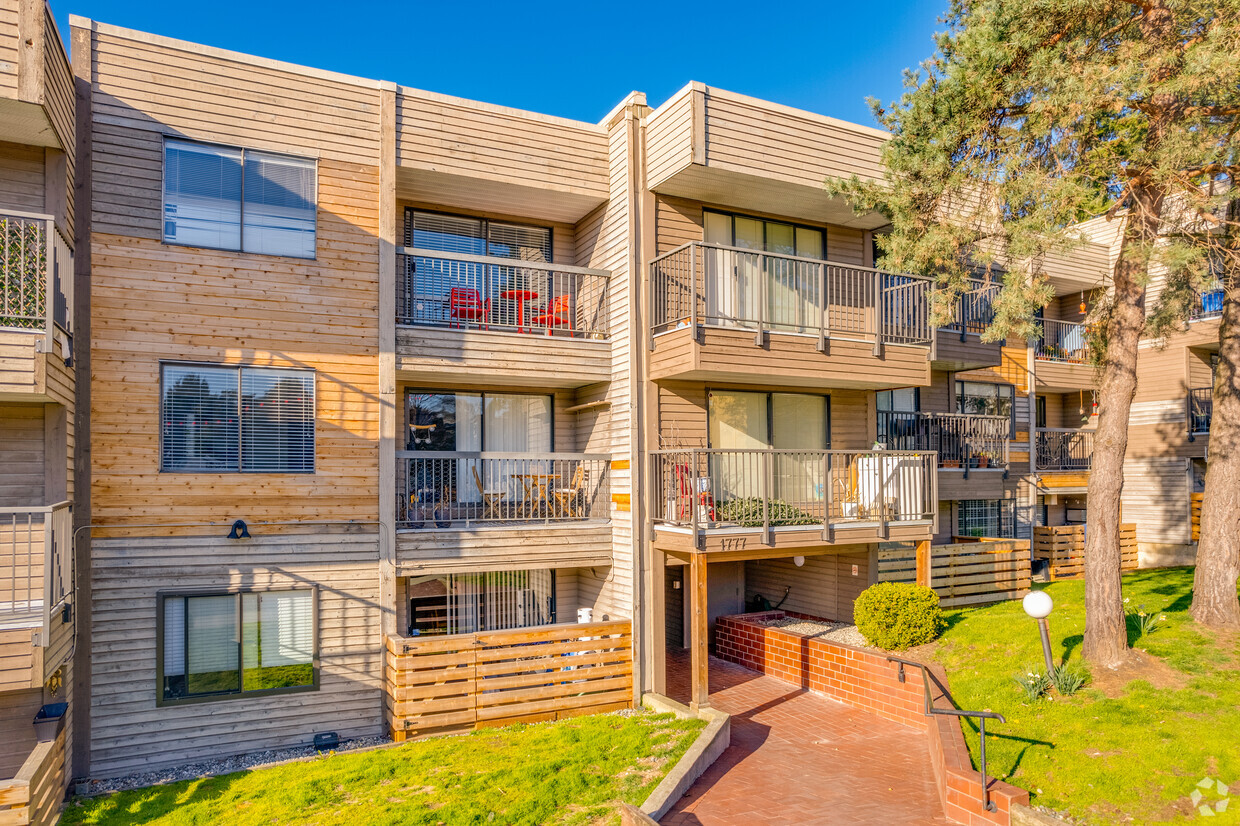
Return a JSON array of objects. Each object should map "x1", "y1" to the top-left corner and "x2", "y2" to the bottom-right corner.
[
  {"x1": 852, "y1": 582, "x2": 946, "y2": 651},
  {"x1": 717, "y1": 498, "x2": 818, "y2": 527}
]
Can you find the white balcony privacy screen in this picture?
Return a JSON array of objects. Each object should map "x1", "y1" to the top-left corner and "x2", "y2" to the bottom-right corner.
[{"x1": 164, "y1": 139, "x2": 316, "y2": 258}]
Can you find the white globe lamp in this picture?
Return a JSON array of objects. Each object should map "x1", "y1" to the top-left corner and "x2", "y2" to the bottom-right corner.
[{"x1": 1022, "y1": 591, "x2": 1056, "y2": 674}]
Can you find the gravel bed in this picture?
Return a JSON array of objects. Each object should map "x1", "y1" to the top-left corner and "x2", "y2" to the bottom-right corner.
[
  {"x1": 761, "y1": 617, "x2": 870, "y2": 648},
  {"x1": 77, "y1": 735, "x2": 392, "y2": 797}
]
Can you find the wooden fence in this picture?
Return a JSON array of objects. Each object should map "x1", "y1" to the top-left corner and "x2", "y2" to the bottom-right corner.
[
  {"x1": 878, "y1": 539, "x2": 1031, "y2": 608},
  {"x1": 1032, "y1": 524, "x2": 1138, "y2": 580},
  {"x1": 386, "y1": 620, "x2": 633, "y2": 741},
  {"x1": 0, "y1": 728, "x2": 65, "y2": 826},
  {"x1": 1191, "y1": 493, "x2": 1203, "y2": 542}
]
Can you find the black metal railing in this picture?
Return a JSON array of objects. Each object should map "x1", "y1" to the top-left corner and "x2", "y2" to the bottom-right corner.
[
  {"x1": 1188, "y1": 387, "x2": 1212, "y2": 437},
  {"x1": 1035, "y1": 428, "x2": 1094, "y2": 470},
  {"x1": 397, "y1": 451, "x2": 610, "y2": 527},
  {"x1": 651, "y1": 448, "x2": 936, "y2": 538},
  {"x1": 649, "y1": 241, "x2": 934, "y2": 349},
  {"x1": 877, "y1": 411, "x2": 1010, "y2": 472},
  {"x1": 1191, "y1": 286, "x2": 1224, "y2": 321},
  {"x1": 941, "y1": 279, "x2": 1000, "y2": 339},
  {"x1": 886, "y1": 655, "x2": 1006, "y2": 814},
  {"x1": 396, "y1": 247, "x2": 610, "y2": 339},
  {"x1": 1034, "y1": 319, "x2": 1090, "y2": 363}
]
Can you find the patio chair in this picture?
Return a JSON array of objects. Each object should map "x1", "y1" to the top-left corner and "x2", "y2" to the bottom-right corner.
[
  {"x1": 674, "y1": 462, "x2": 715, "y2": 522},
  {"x1": 471, "y1": 465, "x2": 507, "y2": 519},
  {"x1": 551, "y1": 466, "x2": 586, "y2": 517},
  {"x1": 530, "y1": 294, "x2": 574, "y2": 336},
  {"x1": 449, "y1": 287, "x2": 490, "y2": 329}
]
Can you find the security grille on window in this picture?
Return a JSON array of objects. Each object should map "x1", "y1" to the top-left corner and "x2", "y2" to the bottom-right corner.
[
  {"x1": 163, "y1": 139, "x2": 316, "y2": 258},
  {"x1": 957, "y1": 499, "x2": 1016, "y2": 538},
  {"x1": 161, "y1": 364, "x2": 315, "y2": 472},
  {"x1": 160, "y1": 589, "x2": 316, "y2": 703}
]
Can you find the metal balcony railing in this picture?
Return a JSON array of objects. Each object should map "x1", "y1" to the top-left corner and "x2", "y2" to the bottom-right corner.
[
  {"x1": 651, "y1": 448, "x2": 937, "y2": 537},
  {"x1": 1188, "y1": 387, "x2": 1212, "y2": 436},
  {"x1": 0, "y1": 502, "x2": 72, "y2": 637},
  {"x1": 1034, "y1": 319, "x2": 1090, "y2": 363},
  {"x1": 650, "y1": 241, "x2": 934, "y2": 349},
  {"x1": 877, "y1": 411, "x2": 1010, "y2": 472},
  {"x1": 396, "y1": 247, "x2": 610, "y2": 339},
  {"x1": 1, "y1": 211, "x2": 73, "y2": 344},
  {"x1": 397, "y1": 451, "x2": 610, "y2": 527},
  {"x1": 1035, "y1": 428, "x2": 1094, "y2": 470},
  {"x1": 940, "y1": 279, "x2": 1000, "y2": 339},
  {"x1": 1191, "y1": 286, "x2": 1224, "y2": 321}
]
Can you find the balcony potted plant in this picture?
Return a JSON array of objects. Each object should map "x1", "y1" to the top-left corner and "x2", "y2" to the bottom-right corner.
[
  {"x1": 941, "y1": 457, "x2": 961, "y2": 468},
  {"x1": 33, "y1": 702, "x2": 67, "y2": 743}
]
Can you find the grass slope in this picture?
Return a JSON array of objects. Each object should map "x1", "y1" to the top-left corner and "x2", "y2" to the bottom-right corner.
[
  {"x1": 61, "y1": 712, "x2": 704, "y2": 826},
  {"x1": 931, "y1": 567, "x2": 1240, "y2": 824}
]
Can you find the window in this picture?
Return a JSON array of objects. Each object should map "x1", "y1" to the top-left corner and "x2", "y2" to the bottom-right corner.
[
  {"x1": 1036, "y1": 395, "x2": 1047, "y2": 429},
  {"x1": 877, "y1": 388, "x2": 921, "y2": 449},
  {"x1": 407, "y1": 570, "x2": 556, "y2": 636},
  {"x1": 405, "y1": 391, "x2": 552, "y2": 452},
  {"x1": 707, "y1": 390, "x2": 829, "y2": 450},
  {"x1": 159, "y1": 590, "x2": 316, "y2": 703},
  {"x1": 406, "y1": 210, "x2": 552, "y2": 262},
  {"x1": 703, "y1": 210, "x2": 825, "y2": 259},
  {"x1": 164, "y1": 139, "x2": 316, "y2": 258},
  {"x1": 161, "y1": 364, "x2": 315, "y2": 473},
  {"x1": 957, "y1": 499, "x2": 1016, "y2": 538},
  {"x1": 956, "y1": 381, "x2": 1016, "y2": 436}
]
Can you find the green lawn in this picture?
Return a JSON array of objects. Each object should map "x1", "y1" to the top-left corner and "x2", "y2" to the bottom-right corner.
[
  {"x1": 929, "y1": 567, "x2": 1240, "y2": 824},
  {"x1": 60, "y1": 711, "x2": 704, "y2": 826}
]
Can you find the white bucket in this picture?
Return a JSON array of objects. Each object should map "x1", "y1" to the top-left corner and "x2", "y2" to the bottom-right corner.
[{"x1": 577, "y1": 607, "x2": 593, "y2": 624}]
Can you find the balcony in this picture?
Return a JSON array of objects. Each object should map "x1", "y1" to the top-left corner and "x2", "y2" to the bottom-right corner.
[
  {"x1": 1033, "y1": 319, "x2": 1095, "y2": 392},
  {"x1": 934, "y1": 280, "x2": 1003, "y2": 371},
  {"x1": 648, "y1": 242, "x2": 933, "y2": 389},
  {"x1": 1191, "y1": 287, "x2": 1223, "y2": 322},
  {"x1": 1188, "y1": 387, "x2": 1212, "y2": 438},
  {"x1": 395, "y1": 452, "x2": 612, "y2": 574},
  {"x1": 651, "y1": 448, "x2": 937, "y2": 553},
  {"x1": 1036, "y1": 428, "x2": 1093, "y2": 489},
  {"x1": 0, "y1": 0, "x2": 74, "y2": 150},
  {"x1": 395, "y1": 248, "x2": 612, "y2": 388},
  {"x1": 1, "y1": 211, "x2": 73, "y2": 400},
  {"x1": 0, "y1": 502, "x2": 73, "y2": 690},
  {"x1": 877, "y1": 411, "x2": 1009, "y2": 473}
]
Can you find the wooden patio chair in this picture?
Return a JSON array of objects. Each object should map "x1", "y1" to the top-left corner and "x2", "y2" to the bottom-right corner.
[
  {"x1": 551, "y1": 466, "x2": 586, "y2": 517},
  {"x1": 471, "y1": 465, "x2": 507, "y2": 519}
]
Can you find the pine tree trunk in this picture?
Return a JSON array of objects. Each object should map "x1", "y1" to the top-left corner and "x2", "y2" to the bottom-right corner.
[
  {"x1": 1081, "y1": 253, "x2": 1145, "y2": 667},
  {"x1": 1190, "y1": 276, "x2": 1240, "y2": 629}
]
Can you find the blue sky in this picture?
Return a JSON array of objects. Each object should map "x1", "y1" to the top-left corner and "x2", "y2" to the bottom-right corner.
[{"x1": 56, "y1": 0, "x2": 944, "y2": 126}]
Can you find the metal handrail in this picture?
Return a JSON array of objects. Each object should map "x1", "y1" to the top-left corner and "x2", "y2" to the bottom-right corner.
[
  {"x1": 886, "y1": 655, "x2": 1006, "y2": 813},
  {"x1": 1035, "y1": 427, "x2": 1094, "y2": 471},
  {"x1": 1034, "y1": 318, "x2": 1090, "y2": 363},
  {"x1": 397, "y1": 246, "x2": 612, "y2": 278},
  {"x1": 1188, "y1": 386, "x2": 1212, "y2": 439},
  {"x1": 877, "y1": 411, "x2": 1010, "y2": 474},
  {"x1": 941, "y1": 278, "x2": 1000, "y2": 339}
]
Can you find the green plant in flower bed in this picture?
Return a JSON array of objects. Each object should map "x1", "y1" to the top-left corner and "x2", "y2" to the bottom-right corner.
[
  {"x1": 853, "y1": 582, "x2": 946, "y2": 651},
  {"x1": 716, "y1": 497, "x2": 818, "y2": 527}
]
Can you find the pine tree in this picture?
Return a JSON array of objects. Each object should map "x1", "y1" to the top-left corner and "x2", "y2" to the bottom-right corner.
[{"x1": 830, "y1": 0, "x2": 1240, "y2": 665}]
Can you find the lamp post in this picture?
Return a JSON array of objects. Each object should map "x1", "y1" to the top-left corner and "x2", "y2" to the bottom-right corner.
[{"x1": 1022, "y1": 591, "x2": 1055, "y2": 676}]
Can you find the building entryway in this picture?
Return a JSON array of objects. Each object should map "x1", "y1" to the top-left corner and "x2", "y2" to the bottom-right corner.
[{"x1": 662, "y1": 650, "x2": 954, "y2": 825}]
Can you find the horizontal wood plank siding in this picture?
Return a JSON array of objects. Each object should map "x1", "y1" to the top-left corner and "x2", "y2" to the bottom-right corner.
[
  {"x1": 1121, "y1": 458, "x2": 1192, "y2": 545},
  {"x1": 396, "y1": 328, "x2": 611, "y2": 388},
  {"x1": 644, "y1": 88, "x2": 693, "y2": 190},
  {"x1": 744, "y1": 549, "x2": 872, "y2": 622},
  {"x1": 396, "y1": 525, "x2": 613, "y2": 575},
  {"x1": 0, "y1": 402, "x2": 43, "y2": 505},
  {"x1": 0, "y1": 140, "x2": 44, "y2": 211},
  {"x1": 88, "y1": 533, "x2": 383, "y2": 778},
  {"x1": 0, "y1": 0, "x2": 17, "y2": 96}
]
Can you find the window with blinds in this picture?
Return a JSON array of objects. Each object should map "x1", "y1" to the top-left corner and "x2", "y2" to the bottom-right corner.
[
  {"x1": 406, "y1": 210, "x2": 552, "y2": 262},
  {"x1": 161, "y1": 363, "x2": 315, "y2": 473},
  {"x1": 407, "y1": 570, "x2": 556, "y2": 635},
  {"x1": 164, "y1": 139, "x2": 316, "y2": 258},
  {"x1": 956, "y1": 499, "x2": 1016, "y2": 538},
  {"x1": 160, "y1": 589, "x2": 316, "y2": 703}
]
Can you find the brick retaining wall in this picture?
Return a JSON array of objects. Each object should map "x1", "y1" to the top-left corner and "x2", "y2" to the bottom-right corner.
[{"x1": 715, "y1": 611, "x2": 1029, "y2": 826}]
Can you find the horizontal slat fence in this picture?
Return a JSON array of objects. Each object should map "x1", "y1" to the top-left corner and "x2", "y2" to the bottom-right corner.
[
  {"x1": 879, "y1": 539, "x2": 1031, "y2": 608},
  {"x1": 0, "y1": 728, "x2": 65, "y2": 826},
  {"x1": 386, "y1": 620, "x2": 632, "y2": 740},
  {"x1": 1032, "y1": 524, "x2": 1138, "y2": 580},
  {"x1": 1191, "y1": 493, "x2": 1203, "y2": 542}
]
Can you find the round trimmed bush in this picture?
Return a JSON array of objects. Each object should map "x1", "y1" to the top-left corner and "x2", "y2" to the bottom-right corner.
[{"x1": 853, "y1": 582, "x2": 945, "y2": 651}]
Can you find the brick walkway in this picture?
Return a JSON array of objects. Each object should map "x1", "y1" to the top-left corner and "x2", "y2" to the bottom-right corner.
[{"x1": 662, "y1": 649, "x2": 955, "y2": 825}]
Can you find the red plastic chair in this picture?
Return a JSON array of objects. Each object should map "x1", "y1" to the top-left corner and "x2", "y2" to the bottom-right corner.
[
  {"x1": 531, "y1": 294, "x2": 575, "y2": 336},
  {"x1": 449, "y1": 287, "x2": 490, "y2": 329},
  {"x1": 674, "y1": 462, "x2": 715, "y2": 522}
]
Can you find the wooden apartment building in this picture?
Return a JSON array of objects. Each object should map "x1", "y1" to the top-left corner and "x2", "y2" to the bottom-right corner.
[{"x1": 0, "y1": 5, "x2": 1179, "y2": 812}]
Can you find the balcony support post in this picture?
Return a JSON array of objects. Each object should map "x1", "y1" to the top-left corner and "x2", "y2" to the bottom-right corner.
[
  {"x1": 872, "y1": 270, "x2": 884, "y2": 358},
  {"x1": 817, "y1": 262, "x2": 829, "y2": 353},
  {"x1": 688, "y1": 553, "x2": 710, "y2": 711},
  {"x1": 754, "y1": 252, "x2": 766, "y2": 347},
  {"x1": 915, "y1": 539, "x2": 932, "y2": 589},
  {"x1": 689, "y1": 244, "x2": 700, "y2": 344},
  {"x1": 43, "y1": 216, "x2": 55, "y2": 352},
  {"x1": 877, "y1": 450, "x2": 888, "y2": 539},
  {"x1": 821, "y1": 451, "x2": 833, "y2": 543},
  {"x1": 761, "y1": 451, "x2": 772, "y2": 545}
]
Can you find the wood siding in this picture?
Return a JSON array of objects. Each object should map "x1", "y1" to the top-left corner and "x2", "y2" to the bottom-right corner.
[
  {"x1": 396, "y1": 524, "x2": 613, "y2": 575},
  {"x1": 1121, "y1": 457, "x2": 1193, "y2": 545},
  {"x1": 396, "y1": 327, "x2": 611, "y2": 389},
  {"x1": 0, "y1": 139, "x2": 43, "y2": 210},
  {"x1": 743, "y1": 549, "x2": 872, "y2": 622},
  {"x1": 88, "y1": 533, "x2": 383, "y2": 778}
]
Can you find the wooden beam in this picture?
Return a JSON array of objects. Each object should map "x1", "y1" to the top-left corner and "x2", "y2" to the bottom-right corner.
[
  {"x1": 915, "y1": 539, "x2": 932, "y2": 588},
  {"x1": 688, "y1": 554, "x2": 709, "y2": 711}
]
